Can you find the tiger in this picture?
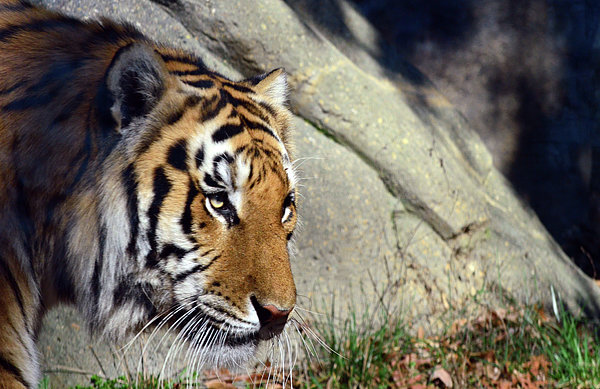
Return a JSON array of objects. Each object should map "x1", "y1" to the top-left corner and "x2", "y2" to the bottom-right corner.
[{"x1": 0, "y1": 0, "x2": 299, "y2": 387}]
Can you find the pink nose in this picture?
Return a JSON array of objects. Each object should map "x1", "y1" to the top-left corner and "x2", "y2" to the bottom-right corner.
[{"x1": 251, "y1": 297, "x2": 292, "y2": 340}]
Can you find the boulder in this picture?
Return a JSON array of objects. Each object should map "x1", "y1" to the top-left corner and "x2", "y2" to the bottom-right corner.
[{"x1": 30, "y1": 0, "x2": 600, "y2": 386}]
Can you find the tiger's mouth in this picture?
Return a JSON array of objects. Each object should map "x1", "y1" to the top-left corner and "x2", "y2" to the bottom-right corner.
[{"x1": 166, "y1": 306, "x2": 262, "y2": 350}]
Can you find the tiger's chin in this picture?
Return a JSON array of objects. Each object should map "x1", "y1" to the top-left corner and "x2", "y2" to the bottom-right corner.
[
  {"x1": 192, "y1": 341, "x2": 259, "y2": 371},
  {"x1": 179, "y1": 325, "x2": 262, "y2": 370}
]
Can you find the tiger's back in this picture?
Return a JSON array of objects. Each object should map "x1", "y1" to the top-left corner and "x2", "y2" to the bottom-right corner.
[{"x1": 0, "y1": 1, "x2": 298, "y2": 387}]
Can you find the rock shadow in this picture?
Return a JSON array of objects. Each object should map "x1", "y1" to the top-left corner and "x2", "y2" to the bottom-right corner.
[
  {"x1": 288, "y1": 0, "x2": 600, "y2": 279},
  {"x1": 283, "y1": 0, "x2": 477, "y2": 86}
]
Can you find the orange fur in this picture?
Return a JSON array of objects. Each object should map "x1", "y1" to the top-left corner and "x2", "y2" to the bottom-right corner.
[{"x1": 0, "y1": 1, "x2": 297, "y2": 386}]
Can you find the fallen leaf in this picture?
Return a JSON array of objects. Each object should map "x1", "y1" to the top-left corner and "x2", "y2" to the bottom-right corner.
[
  {"x1": 485, "y1": 364, "x2": 501, "y2": 381},
  {"x1": 205, "y1": 380, "x2": 236, "y2": 389},
  {"x1": 430, "y1": 366, "x2": 452, "y2": 388}
]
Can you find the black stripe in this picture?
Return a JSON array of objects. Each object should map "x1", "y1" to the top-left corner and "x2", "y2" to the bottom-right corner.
[
  {"x1": 160, "y1": 244, "x2": 190, "y2": 260},
  {"x1": 183, "y1": 94, "x2": 202, "y2": 107},
  {"x1": 159, "y1": 53, "x2": 202, "y2": 66},
  {"x1": 211, "y1": 153, "x2": 233, "y2": 185},
  {"x1": 123, "y1": 164, "x2": 139, "y2": 257},
  {"x1": 0, "y1": 1, "x2": 33, "y2": 12},
  {"x1": 213, "y1": 152, "x2": 234, "y2": 166},
  {"x1": 146, "y1": 167, "x2": 171, "y2": 267},
  {"x1": 258, "y1": 101, "x2": 278, "y2": 117},
  {"x1": 165, "y1": 94, "x2": 201, "y2": 125},
  {"x1": 3, "y1": 84, "x2": 60, "y2": 111},
  {"x1": 227, "y1": 213, "x2": 240, "y2": 228},
  {"x1": 199, "y1": 93, "x2": 226, "y2": 122},
  {"x1": 135, "y1": 126, "x2": 161, "y2": 155},
  {"x1": 234, "y1": 144, "x2": 249, "y2": 155},
  {"x1": 212, "y1": 124, "x2": 243, "y2": 143},
  {"x1": 247, "y1": 162, "x2": 254, "y2": 184},
  {"x1": 172, "y1": 68, "x2": 207, "y2": 76},
  {"x1": 222, "y1": 81, "x2": 253, "y2": 94},
  {"x1": 203, "y1": 174, "x2": 222, "y2": 189},
  {"x1": 248, "y1": 171, "x2": 260, "y2": 190},
  {"x1": 44, "y1": 115, "x2": 93, "y2": 230},
  {"x1": 0, "y1": 81, "x2": 24, "y2": 96},
  {"x1": 52, "y1": 252, "x2": 74, "y2": 302},
  {"x1": 51, "y1": 93, "x2": 85, "y2": 124},
  {"x1": 112, "y1": 277, "x2": 155, "y2": 314},
  {"x1": 182, "y1": 79, "x2": 214, "y2": 89},
  {"x1": 145, "y1": 251, "x2": 159, "y2": 269},
  {"x1": 271, "y1": 163, "x2": 288, "y2": 185},
  {"x1": 202, "y1": 301, "x2": 254, "y2": 325},
  {"x1": 211, "y1": 170, "x2": 224, "y2": 186},
  {"x1": 244, "y1": 118, "x2": 278, "y2": 140},
  {"x1": 11, "y1": 142, "x2": 35, "y2": 278},
  {"x1": 174, "y1": 255, "x2": 222, "y2": 283},
  {"x1": 0, "y1": 17, "x2": 83, "y2": 43},
  {"x1": 219, "y1": 89, "x2": 245, "y2": 108},
  {"x1": 195, "y1": 147, "x2": 204, "y2": 168},
  {"x1": 165, "y1": 107, "x2": 185, "y2": 126},
  {"x1": 27, "y1": 59, "x2": 84, "y2": 94},
  {"x1": 175, "y1": 263, "x2": 204, "y2": 282},
  {"x1": 0, "y1": 258, "x2": 28, "y2": 333},
  {"x1": 287, "y1": 232, "x2": 293, "y2": 241},
  {"x1": 4, "y1": 59, "x2": 83, "y2": 111},
  {"x1": 238, "y1": 100, "x2": 270, "y2": 122},
  {"x1": 167, "y1": 140, "x2": 188, "y2": 171},
  {"x1": 0, "y1": 355, "x2": 29, "y2": 389},
  {"x1": 91, "y1": 222, "x2": 106, "y2": 312},
  {"x1": 13, "y1": 181, "x2": 33, "y2": 262},
  {"x1": 180, "y1": 181, "x2": 198, "y2": 235},
  {"x1": 199, "y1": 249, "x2": 214, "y2": 257}
]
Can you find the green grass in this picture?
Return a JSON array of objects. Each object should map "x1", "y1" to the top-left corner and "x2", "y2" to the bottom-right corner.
[
  {"x1": 296, "y1": 304, "x2": 410, "y2": 388},
  {"x1": 297, "y1": 300, "x2": 600, "y2": 388},
  {"x1": 68, "y1": 375, "x2": 174, "y2": 389},
  {"x1": 540, "y1": 306, "x2": 600, "y2": 387},
  {"x1": 39, "y1": 299, "x2": 600, "y2": 388}
]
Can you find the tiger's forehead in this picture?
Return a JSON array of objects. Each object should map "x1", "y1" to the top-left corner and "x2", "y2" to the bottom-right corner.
[
  {"x1": 188, "y1": 116, "x2": 292, "y2": 194},
  {"x1": 171, "y1": 84, "x2": 293, "y2": 192}
]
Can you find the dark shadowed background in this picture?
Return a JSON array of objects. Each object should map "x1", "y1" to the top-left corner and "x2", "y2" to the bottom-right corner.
[{"x1": 293, "y1": 0, "x2": 600, "y2": 277}]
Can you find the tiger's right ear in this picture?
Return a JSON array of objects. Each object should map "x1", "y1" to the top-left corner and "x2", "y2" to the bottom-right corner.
[
  {"x1": 245, "y1": 68, "x2": 288, "y2": 107},
  {"x1": 106, "y1": 43, "x2": 167, "y2": 129}
]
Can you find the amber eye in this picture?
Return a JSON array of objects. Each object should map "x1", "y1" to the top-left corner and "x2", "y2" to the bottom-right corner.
[
  {"x1": 209, "y1": 197, "x2": 224, "y2": 209},
  {"x1": 282, "y1": 191, "x2": 296, "y2": 223},
  {"x1": 206, "y1": 192, "x2": 239, "y2": 226},
  {"x1": 207, "y1": 192, "x2": 229, "y2": 211},
  {"x1": 282, "y1": 207, "x2": 293, "y2": 223}
]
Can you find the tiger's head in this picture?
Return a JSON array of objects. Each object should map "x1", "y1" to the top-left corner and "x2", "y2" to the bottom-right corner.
[{"x1": 89, "y1": 43, "x2": 298, "y2": 367}]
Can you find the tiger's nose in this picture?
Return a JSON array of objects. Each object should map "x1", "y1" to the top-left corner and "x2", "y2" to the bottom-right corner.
[{"x1": 251, "y1": 296, "x2": 292, "y2": 340}]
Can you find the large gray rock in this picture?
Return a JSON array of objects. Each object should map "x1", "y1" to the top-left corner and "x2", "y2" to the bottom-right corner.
[{"x1": 32, "y1": 0, "x2": 600, "y2": 386}]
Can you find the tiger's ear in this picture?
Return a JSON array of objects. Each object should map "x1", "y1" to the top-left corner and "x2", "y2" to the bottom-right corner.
[
  {"x1": 107, "y1": 43, "x2": 167, "y2": 129},
  {"x1": 246, "y1": 68, "x2": 288, "y2": 107}
]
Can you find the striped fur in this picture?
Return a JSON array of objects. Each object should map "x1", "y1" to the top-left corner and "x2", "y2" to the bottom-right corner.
[{"x1": 0, "y1": 1, "x2": 298, "y2": 387}]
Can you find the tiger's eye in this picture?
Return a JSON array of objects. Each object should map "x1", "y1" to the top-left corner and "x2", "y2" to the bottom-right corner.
[{"x1": 210, "y1": 197, "x2": 224, "y2": 209}]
